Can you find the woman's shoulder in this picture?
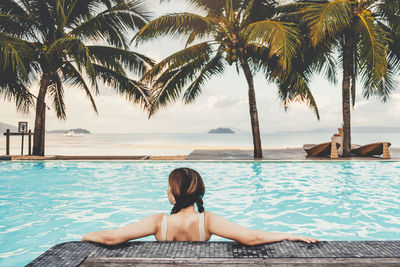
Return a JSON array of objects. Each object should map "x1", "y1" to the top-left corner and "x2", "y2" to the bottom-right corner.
[
  {"x1": 155, "y1": 213, "x2": 168, "y2": 219},
  {"x1": 146, "y1": 213, "x2": 167, "y2": 223},
  {"x1": 204, "y1": 211, "x2": 217, "y2": 217},
  {"x1": 203, "y1": 211, "x2": 220, "y2": 223}
]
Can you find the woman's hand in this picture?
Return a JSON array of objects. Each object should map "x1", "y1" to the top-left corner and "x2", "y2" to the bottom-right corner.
[{"x1": 287, "y1": 234, "x2": 318, "y2": 243}]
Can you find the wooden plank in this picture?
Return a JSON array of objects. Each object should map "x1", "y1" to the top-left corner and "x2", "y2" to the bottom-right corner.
[
  {"x1": 6, "y1": 129, "x2": 10, "y2": 155},
  {"x1": 3, "y1": 132, "x2": 34, "y2": 136},
  {"x1": 383, "y1": 143, "x2": 391, "y2": 159},
  {"x1": 28, "y1": 130, "x2": 32, "y2": 155},
  {"x1": 330, "y1": 142, "x2": 339, "y2": 159},
  {"x1": 21, "y1": 132, "x2": 24, "y2": 155}
]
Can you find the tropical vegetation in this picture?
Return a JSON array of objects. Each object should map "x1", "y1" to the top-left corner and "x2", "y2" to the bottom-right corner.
[
  {"x1": 0, "y1": 0, "x2": 153, "y2": 155},
  {"x1": 2, "y1": 0, "x2": 399, "y2": 158},
  {"x1": 135, "y1": 0, "x2": 328, "y2": 159},
  {"x1": 296, "y1": 0, "x2": 400, "y2": 156}
]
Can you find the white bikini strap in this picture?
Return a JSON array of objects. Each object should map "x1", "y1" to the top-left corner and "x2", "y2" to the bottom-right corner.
[
  {"x1": 161, "y1": 214, "x2": 167, "y2": 241},
  {"x1": 199, "y1": 212, "x2": 206, "y2": 241}
]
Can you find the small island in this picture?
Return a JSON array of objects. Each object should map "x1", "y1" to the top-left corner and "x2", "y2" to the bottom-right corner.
[
  {"x1": 48, "y1": 128, "x2": 91, "y2": 134},
  {"x1": 208, "y1": 127, "x2": 235, "y2": 134}
]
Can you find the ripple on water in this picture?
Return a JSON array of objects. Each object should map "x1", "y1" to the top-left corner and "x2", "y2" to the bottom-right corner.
[{"x1": 0, "y1": 161, "x2": 399, "y2": 266}]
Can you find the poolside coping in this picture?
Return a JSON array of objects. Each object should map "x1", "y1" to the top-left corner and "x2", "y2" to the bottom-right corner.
[
  {"x1": 27, "y1": 241, "x2": 400, "y2": 266},
  {"x1": 186, "y1": 148, "x2": 400, "y2": 160}
]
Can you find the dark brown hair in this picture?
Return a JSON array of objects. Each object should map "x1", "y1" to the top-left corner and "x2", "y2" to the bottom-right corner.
[{"x1": 169, "y1": 168, "x2": 205, "y2": 214}]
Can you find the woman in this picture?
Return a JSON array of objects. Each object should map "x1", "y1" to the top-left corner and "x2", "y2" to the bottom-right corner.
[{"x1": 82, "y1": 168, "x2": 318, "y2": 245}]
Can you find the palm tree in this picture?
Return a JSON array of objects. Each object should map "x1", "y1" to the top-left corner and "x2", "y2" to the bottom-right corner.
[
  {"x1": 298, "y1": 0, "x2": 398, "y2": 156},
  {"x1": 0, "y1": 0, "x2": 154, "y2": 156},
  {"x1": 135, "y1": 0, "x2": 321, "y2": 159}
]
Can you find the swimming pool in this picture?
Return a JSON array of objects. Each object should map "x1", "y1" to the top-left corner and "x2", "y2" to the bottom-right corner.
[{"x1": 1, "y1": 161, "x2": 399, "y2": 266}]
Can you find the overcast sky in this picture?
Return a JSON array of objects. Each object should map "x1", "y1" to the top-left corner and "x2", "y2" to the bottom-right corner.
[{"x1": 1, "y1": 0, "x2": 399, "y2": 134}]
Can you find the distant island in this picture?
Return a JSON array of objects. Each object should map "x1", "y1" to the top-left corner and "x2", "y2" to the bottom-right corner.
[
  {"x1": 48, "y1": 128, "x2": 91, "y2": 134},
  {"x1": 208, "y1": 127, "x2": 235, "y2": 134}
]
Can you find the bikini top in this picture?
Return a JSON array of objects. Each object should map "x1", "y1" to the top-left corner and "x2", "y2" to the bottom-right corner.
[{"x1": 160, "y1": 212, "x2": 206, "y2": 241}]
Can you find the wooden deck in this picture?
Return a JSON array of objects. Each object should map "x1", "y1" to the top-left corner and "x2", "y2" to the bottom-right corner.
[
  {"x1": 185, "y1": 148, "x2": 400, "y2": 160},
  {"x1": 27, "y1": 241, "x2": 400, "y2": 266}
]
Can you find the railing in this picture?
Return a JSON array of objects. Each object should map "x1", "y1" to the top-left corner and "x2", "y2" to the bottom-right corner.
[{"x1": 3, "y1": 129, "x2": 34, "y2": 156}]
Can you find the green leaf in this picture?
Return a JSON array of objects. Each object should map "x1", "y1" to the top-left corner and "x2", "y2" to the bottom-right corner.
[
  {"x1": 183, "y1": 51, "x2": 225, "y2": 104},
  {"x1": 47, "y1": 74, "x2": 67, "y2": 120},
  {"x1": 302, "y1": 0, "x2": 352, "y2": 47},
  {"x1": 245, "y1": 20, "x2": 301, "y2": 70},
  {"x1": 134, "y1": 13, "x2": 214, "y2": 44},
  {"x1": 61, "y1": 61, "x2": 98, "y2": 114}
]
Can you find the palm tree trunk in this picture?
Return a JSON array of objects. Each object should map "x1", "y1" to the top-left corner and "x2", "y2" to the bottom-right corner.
[
  {"x1": 239, "y1": 53, "x2": 262, "y2": 159},
  {"x1": 342, "y1": 31, "x2": 354, "y2": 157},
  {"x1": 33, "y1": 73, "x2": 50, "y2": 156}
]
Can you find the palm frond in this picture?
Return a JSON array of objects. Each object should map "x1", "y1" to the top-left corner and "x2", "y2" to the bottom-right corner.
[
  {"x1": 378, "y1": 22, "x2": 400, "y2": 72},
  {"x1": 354, "y1": 15, "x2": 389, "y2": 92},
  {"x1": 149, "y1": 44, "x2": 215, "y2": 115},
  {"x1": 0, "y1": 33, "x2": 34, "y2": 81},
  {"x1": 276, "y1": 70, "x2": 320, "y2": 120},
  {"x1": 93, "y1": 63, "x2": 150, "y2": 109},
  {"x1": 242, "y1": 0, "x2": 277, "y2": 24},
  {"x1": 0, "y1": 0, "x2": 39, "y2": 39},
  {"x1": 0, "y1": 13, "x2": 37, "y2": 39},
  {"x1": 302, "y1": 0, "x2": 351, "y2": 47},
  {"x1": 61, "y1": 61, "x2": 98, "y2": 114},
  {"x1": 362, "y1": 68, "x2": 395, "y2": 103},
  {"x1": 47, "y1": 73, "x2": 67, "y2": 119},
  {"x1": 310, "y1": 41, "x2": 338, "y2": 85},
  {"x1": 0, "y1": 70, "x2": 34, "y2": 113},
  {"x1": 161, "y1": 0, "x2": 226, "y2": 15},
  {"x1": 143, "y1": 42, "x2": 214, "y2": 83},
  {"x1": 245, "y1": 20, "x2": 301, "y2": 70},
  {"x1": 23, "y1": 0, "x2": 55, "y2": 35},
  {"x1": 134, "y1": 13, "x2": 215, "y2": 44},
  {"x1": 183, "y1": 51, "x2": 225, "y2": 104},
  {"x1": 375, "y1": 0, "x2": 400, "y2": 36},
  {"x1": 88, "y1": 45, "x2": 154, "y2": 77},
  {"x1": 69, "y1": 0, "x2": 150, "y2": 49},
  {"x1": 47, "y1": 37, "x2": 97, "y2": 87}
]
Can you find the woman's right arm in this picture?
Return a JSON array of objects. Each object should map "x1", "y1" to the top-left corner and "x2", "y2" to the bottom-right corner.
[
  {"x1": 81, "y1": 213, "x2": 164, "y2": 245},
  {"x1": 206, "y1": 212, "x2": 318, "y2": 246}
]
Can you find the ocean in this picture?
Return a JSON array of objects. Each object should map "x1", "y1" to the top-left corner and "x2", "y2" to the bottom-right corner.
[{"x1": 1, "y1": 132, "x2": 399, "y2": 156}]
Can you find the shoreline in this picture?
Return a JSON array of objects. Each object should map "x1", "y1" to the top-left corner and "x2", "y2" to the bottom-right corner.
[{"x1": 2, "y1": 146, "x2": 399, "y2": 161}]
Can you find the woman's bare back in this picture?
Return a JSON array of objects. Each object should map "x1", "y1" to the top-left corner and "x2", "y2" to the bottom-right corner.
[{"x1": 156, "y1": 211, "x2": 210, "y2": 241}]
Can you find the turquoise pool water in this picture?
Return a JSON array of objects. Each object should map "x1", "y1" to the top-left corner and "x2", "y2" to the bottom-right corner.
[{"x1": 1, "y1": 161, "x2": 400, "y2": 266}]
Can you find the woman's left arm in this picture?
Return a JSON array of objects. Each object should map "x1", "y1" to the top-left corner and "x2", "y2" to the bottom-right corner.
[{"x1": 81, "y1": 213, "x2": 163, "y2": 245}]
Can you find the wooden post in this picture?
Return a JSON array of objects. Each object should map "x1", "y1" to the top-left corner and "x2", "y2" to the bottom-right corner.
[
  {"x1": 41, "y1": 106, "x2": 46, "y2": 156},
  {"x1": 6, "y1": 129, "x2": 10, "y2": 155},
  {"x1": 382, "y1": 143, "x2": 391, "y2": 159},
  {"x1": 330, "y1": 142, "x2": 339, "y2": 159},
  {"x1": 28, "y1": 130, "x2": 32, "y2": 155},
  {"x1": 21, "y1": 132, "x2": 24, "y2": 155}
]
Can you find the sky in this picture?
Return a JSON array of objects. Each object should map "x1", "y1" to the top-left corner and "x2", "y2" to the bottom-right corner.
[{"x1": 1, "y1": 0, "x2": 399, "y2": 134}]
